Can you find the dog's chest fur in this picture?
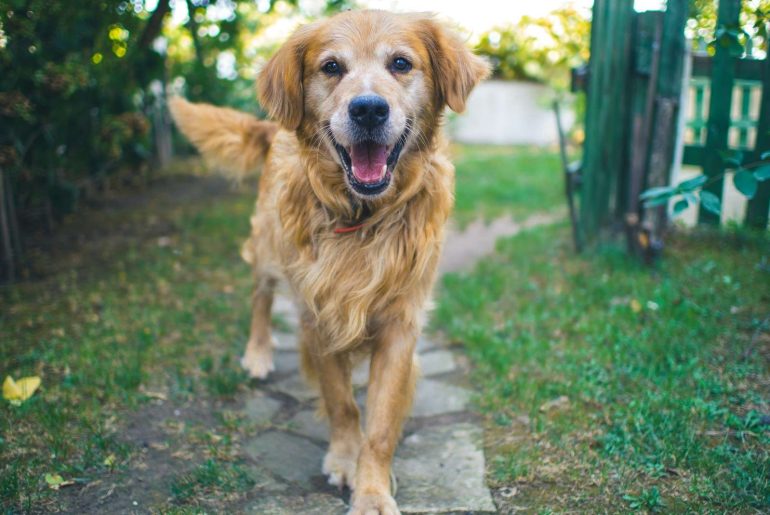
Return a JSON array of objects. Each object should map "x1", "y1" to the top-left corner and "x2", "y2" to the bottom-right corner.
[{"x1": 252, "y1": 131, "x2": 454, "y2": 350}]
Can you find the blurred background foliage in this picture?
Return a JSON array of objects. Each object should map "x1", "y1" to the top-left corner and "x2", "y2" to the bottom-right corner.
[
  {"x1": 474, "y1": 7, "x2": 590, "y2": 90},
  {"x1": 687, "y1": 0, "x2": 770, "y2": 54},
  {"x1": 0, "y1": 0, "x2": 353, "y2": 281},
  {"x1": 473, "y1": 0, "x2": 770, "y2": 90}
]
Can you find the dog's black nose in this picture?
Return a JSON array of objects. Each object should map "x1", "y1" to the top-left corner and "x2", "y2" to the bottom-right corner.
[{"x1": 348, "y1": 95, "x2": 389, "y2": 129}]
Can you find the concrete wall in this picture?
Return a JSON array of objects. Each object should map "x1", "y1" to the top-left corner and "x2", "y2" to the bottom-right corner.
[{"x1": 449, "y1": 80, "x2": 574, "y2": 146}]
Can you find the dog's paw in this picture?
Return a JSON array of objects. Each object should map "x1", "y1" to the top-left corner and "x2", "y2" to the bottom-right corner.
[
  {"x1": 323, "y1": 447, "x2": 358, "y2": 490},
  {"x1": 240, "y1": 341, "x2": 275, "y2": 379},
  {"x1": 347, "y1": 493, "x2": 400, "y2": 515}
]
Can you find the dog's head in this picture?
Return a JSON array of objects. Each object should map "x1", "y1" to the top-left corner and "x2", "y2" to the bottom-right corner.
[{"x1": 258, "y1": 10, "x2": 489, "y2": 199}]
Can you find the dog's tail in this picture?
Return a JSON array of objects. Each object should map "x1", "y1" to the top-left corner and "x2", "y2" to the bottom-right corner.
[{"x1": 168, "y1": 97, "x2": 279, "y2": 181}]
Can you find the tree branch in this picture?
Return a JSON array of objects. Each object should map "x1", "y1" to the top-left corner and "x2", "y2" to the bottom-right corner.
[{"x1": 137, "y1": 0, "x2": 172, "y2": 50}]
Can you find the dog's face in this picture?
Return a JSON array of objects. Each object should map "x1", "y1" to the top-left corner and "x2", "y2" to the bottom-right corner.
[{"x1": 258, "y1": 10, "x2": 489, "y2": 199}]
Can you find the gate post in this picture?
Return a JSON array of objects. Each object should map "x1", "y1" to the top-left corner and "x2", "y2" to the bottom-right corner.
[
  {"x1": 580, "y1": 0, "x2": 636, "y2": 241},
  {"x1": 747, "y1": 55, "x2": 770, "y2": 228},
  {"x1": 699, "y1": 0, "x2": 741, "y2": 225}
]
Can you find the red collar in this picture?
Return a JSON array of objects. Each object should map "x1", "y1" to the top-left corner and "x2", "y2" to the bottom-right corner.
[{"x1": 333, "y1": 222, "x2": 367, "y2": 234}]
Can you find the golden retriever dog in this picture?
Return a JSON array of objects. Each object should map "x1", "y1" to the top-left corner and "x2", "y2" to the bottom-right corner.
[{"x1": 169, "y1": 9, "x2": 488, "y2": 514}]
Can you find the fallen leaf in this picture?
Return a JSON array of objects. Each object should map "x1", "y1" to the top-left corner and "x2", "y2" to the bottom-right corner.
[
  {"x1": 103, "y1": 454, "x2": 116, "y2": 468},
  {"x1": 45, "y1": 473, "x2": 75, "y2": 490},
  {"x1": 3, "y1": 376, "x2": 41, "y2": 405}
]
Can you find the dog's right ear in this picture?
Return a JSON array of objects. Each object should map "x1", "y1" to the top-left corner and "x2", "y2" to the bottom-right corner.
[{"x1": 257, "y1": 23, "x2": 317, "y2": 131}]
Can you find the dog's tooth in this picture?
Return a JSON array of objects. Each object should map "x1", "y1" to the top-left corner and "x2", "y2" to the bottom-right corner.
[
  {"x1": 381, "y1": 164, "x2": 387, "y2": 177},
  {"x1": 352, "y1": 165, "x2": 357, "y2": 176}
]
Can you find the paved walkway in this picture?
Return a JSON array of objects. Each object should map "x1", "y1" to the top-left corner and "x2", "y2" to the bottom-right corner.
[{"x1": 241, "y1": 213, "x2": 558, "y2": 513}]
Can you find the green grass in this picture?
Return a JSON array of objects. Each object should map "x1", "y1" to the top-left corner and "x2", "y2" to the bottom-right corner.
[
  {"x1": 0, "y1": 177, "x2": 257, "y2": 512},
  {"x1": 434, "y1": 224, "x2": 770, "y2": 512},
  {"x1": 451, "y1": 145, "x2": 563, "y2": 225},
  {"x1": 170, "y1": 458, "x2": 254, "y2": 505}
]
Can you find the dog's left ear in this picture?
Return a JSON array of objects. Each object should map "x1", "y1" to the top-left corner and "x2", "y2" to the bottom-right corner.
[
  {"x1": 418, "y1": 18, "x2": 491, "y2": 113},
  {"x1": 257, "y1": 22, "x2": 318, "y2": 131}
]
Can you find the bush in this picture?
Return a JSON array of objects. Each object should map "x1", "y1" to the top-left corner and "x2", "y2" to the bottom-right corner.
[{"x1": 474, "y1": 7, "x2": 590, "y2": 90}]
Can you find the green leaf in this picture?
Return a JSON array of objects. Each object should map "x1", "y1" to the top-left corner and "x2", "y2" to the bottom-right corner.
[
  {"x1": 677, "y1": 175, "x2": 708, "y2": 192},
  {"x1": 700, "y1": 191, "x2": 722, "y2": 215},
  {"x1": 734, "y1": 169, "x2": 758, "y2": 198},
  {"x1": 754, "y1": 165, "x2": 770, "y2": 181},
  {"x1": 639, "y1": 186, "x2": 675, "y2": 201},
  {"x1": 672, "y1": 198, "x2": 689, "y2": 215},
  {"x1": 644, "y1": 196, "x2": 670, "y2": 208}
]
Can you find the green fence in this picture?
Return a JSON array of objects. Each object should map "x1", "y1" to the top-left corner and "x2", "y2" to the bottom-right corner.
[
  {"x1": 682, "y1": 21, "x2": 770, "y2": 227},
  {"x1": 578, "y1": 0, "x2": 770, "y2": 255}
]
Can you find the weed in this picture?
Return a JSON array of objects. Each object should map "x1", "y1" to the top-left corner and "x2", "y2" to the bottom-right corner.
[{"x1": 170, "y1": 458, "x2": 254, "y2": 504}]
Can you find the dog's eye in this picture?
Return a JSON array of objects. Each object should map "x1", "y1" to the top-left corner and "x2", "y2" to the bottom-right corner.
[
  {"x1": 322, "y1": 60, "x2": 341, "y2": 75},
  {"x1": 390, "y1": 57, "x2": 412, "y2": 73}
]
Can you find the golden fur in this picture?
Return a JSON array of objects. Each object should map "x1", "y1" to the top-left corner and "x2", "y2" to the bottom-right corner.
[{"x1": 170, "y1": 10, "x2": 488, "y2": 514}]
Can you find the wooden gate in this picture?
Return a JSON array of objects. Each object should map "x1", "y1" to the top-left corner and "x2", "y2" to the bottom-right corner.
[{"x1": 577, "y1": 0, "x2": 770, "y2": 254}]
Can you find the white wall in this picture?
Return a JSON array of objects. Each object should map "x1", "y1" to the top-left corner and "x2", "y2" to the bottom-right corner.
[{"x1": 449, "y1": 80, "x2": 574, "y2": 146}]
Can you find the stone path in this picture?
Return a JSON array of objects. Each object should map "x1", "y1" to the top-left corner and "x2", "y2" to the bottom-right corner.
[
  {"x1": 241, "y1": 213, "x2": 560, "y2": 514},
  {"x1": 242, "y1": 316, "x2": 495, "y2": 514},
  {"x1": 439, "y1": 211, "x2": 565, "y2": 274}
]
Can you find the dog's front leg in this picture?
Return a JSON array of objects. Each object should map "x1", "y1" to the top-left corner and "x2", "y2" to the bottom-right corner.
[
  {"x1": 317, "y1": 351, "x2": 363, "y2": 490},
  {"x1": 349, "y1": 325, "x2": 418, "y2": 515}
]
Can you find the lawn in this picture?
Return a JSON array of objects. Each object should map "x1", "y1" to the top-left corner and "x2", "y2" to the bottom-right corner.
[
  {"x1": 434, "y1": 223, "x2": 770, "y2": 512},
  {"x1": 451, "y1": 145, "x2": 563, "y2": 225},
  {"x1": 1, "y1": 169, "x2": 259, "y2": 512}
]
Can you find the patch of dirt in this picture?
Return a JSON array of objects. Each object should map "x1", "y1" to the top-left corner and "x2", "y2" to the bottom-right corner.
[
  {"x1": 57, "y1": 396, "x2": 245, "y2": 514},
  {"x1": 439, "y1": 211, "x2": 564, "y2": 274},
  {"x1": 13, "y1": 162, "x2": 253, "y2": 285}
]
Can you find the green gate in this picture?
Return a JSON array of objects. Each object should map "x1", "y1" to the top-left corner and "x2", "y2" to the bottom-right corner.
[{"x1": 577, "y1": 0, "x2": 770, "y2": 255}]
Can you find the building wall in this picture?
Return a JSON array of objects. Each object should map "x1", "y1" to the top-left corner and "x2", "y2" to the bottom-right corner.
[{"x1": 449, "y1": 80, "x2": 575, "y2": 146}]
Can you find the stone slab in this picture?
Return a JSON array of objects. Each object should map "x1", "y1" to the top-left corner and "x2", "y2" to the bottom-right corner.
[
  {"x1": 244, "y1": 464, "x2": 288, "y2": 493},
  {"x1": 286, "y1": 408, "x2": 330, "y2": 443},
  {"x1": 418, "y1": 349, "x2": 456, "y2": 377},
  {"x1": 269, "y1": 374, "x2": 318, "y2": 402},
  {"x1": 246, "y1": 493, "x2": 347, "y2": 514},
  {"x1": 353, "y1": 349, "x2": 455, "y2": 387},
  {"x1": 244, "y1": 394, "x2": 283, "y2": 424},
  {"x1": 244, "y1": 431, "x2": 324, "y2": 488},
  {"x1": 273, "y1": 350, "x2": 300, "y2": 374},
  {"x1": 416, "y1": 336, "x2": 438, "y2": 353},
  {"x1": 273, "y1": 331, "x2": 298, "y2": 351},
  {"x1": 395, "y1": 423, "x2": 496, "y2": 513},
  {"x1": 273, "y1": 295, "x2": 301, "y2": 329},
  {"x1": 351, "y1": 359, "x2": 369, "y2": 387},
  {"x1": 410, "y1": 379, "x2": 471, "y2": 418}
]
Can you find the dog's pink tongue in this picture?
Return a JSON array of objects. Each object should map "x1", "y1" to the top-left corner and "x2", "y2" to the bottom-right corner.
[{"x1": 350, "y1": 142, "x2": 388, "y2": 184}]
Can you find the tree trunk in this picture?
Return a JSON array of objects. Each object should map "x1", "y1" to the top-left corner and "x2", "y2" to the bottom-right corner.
[
  {"x1": 0, "y1": 168, "x2": 15, "y2": 283},
  {"x1": 185, "y1": 0, "x2": 205, "y2": 63},
  {"x1": 137, "y1": 0, "x2": 172, "y2": 50}
]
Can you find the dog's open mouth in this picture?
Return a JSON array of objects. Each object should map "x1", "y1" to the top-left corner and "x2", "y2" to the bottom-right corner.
[{"x1": 333, "y1": 129, "x2": 408, "y2": 197}]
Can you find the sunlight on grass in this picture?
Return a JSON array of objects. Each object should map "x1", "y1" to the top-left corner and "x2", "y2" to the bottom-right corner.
[
  {"x1": 434, "y1": 224, "x2": 770, "y2": 511},
  {"x1": 452, "y1": 145, "x2": 563, "y2": 225}
]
